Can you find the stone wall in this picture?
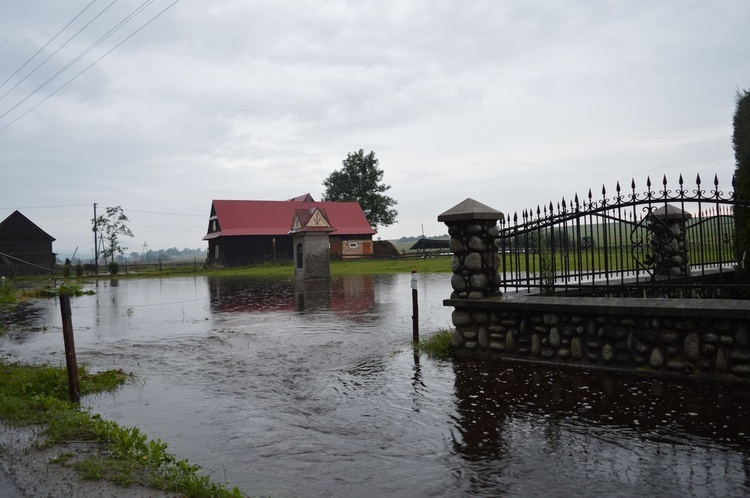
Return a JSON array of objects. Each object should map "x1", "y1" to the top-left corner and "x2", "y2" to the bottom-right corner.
[
  {"x1": 294, "y1": 233, "x2": 331, "y2": 280},
  {"x1": 446, "y1": 295, "x2": 750, "y2": 383},
  {"x1": 438, "y1": 198, "x2": 750, "y2": 383}
]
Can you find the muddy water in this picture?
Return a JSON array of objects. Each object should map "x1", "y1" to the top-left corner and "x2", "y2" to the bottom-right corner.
[{"x1": 1, "y1": 274, "x2": 750, "y2": 497}]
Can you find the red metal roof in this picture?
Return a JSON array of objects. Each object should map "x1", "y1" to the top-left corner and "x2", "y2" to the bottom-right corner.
[{"x1": 203, "y1": 200, "x2": 376, "y2": 240}]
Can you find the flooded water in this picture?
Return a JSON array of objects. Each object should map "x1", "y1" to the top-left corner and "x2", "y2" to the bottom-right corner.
[{"x1": 1, "y1": 274, "x2": 750, "y2": 497}]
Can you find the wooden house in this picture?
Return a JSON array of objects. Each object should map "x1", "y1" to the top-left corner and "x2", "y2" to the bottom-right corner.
[
  {"x1": 203, "y1": 195, "x2": 376, "y2": 266},
  {"x1": 0, "y1": 210, "x2": 56, "y2": 275}
]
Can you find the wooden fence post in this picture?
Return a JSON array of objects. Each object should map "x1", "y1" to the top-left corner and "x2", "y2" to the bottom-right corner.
[
  {"x1": 411, "y1": 270, "x2": 419, "y2": 343},
  {"x1": 59, "y1": 294, "x2": 80, "y2": 404}
]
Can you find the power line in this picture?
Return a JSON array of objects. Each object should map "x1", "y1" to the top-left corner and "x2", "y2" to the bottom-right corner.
[
  {"x1": 0, "y1": 0, "x2": 99, "y2": 92},
  {"x1": 126, "y1": 209, "x2": 205, "y2": 217},
  {"x1": 37, "y1": 220, "x2": 91, "y2": 228},
  {"x1": 0, "y1": 0, "x2": 154, "y2": 123},
  {"x1": 0, "y1": 0, "x2": 182, "y2": 133},
  {"x1": 0, "y1": 0, "x2": 121, "y2": 105},
  {"x1": 0, "y1": 203, "x2": 90, "y2": 209},
  {"x1": 129, "y1": 223, "x2": 202, "y2": 234}
]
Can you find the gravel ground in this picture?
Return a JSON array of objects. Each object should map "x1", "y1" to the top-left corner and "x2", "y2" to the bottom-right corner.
[{"x1": 0, "y1": 422, "x2": 174, "y2": 498}]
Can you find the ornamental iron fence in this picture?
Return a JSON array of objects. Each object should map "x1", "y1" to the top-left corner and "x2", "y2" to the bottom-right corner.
[{"x1": 496, "y1": 174, "x2": 749, "y2": 298}]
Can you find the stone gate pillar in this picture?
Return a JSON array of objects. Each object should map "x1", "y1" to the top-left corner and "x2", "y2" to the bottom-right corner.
[
  {"x1": 647, "y1": 204, "x2": 692, "y2": 279},
  {"x1": 438, "y1": 199, "x2": 504, "y2": 299}
]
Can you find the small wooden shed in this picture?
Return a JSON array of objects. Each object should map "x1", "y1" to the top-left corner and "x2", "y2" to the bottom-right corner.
[{"x1": 0, "y1": 211, "x2": 56, "y2": 275}]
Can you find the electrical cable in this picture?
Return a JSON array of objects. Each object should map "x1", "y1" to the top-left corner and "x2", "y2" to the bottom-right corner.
[
  {"x1": 0, "y1": 0, "x2": 120, "y2": 104},
  {"x1": 0, "y1": 0, "x2": 99, "y2": 92},
  {"x1": 126, "y1": 209, "x2": 205, "y2": 217},
  {"x1": 0, "y1": 0, "x2": 154, "y2": 123},
  {"x1": 0, "y1": 0, "x2": 181, "y2": 133},
  {"x1": 0, "y1": 203, "x2": 90, "y2": 209}
]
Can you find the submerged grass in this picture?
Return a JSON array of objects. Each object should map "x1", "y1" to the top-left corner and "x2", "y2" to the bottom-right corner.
[
  {"x1": 124, "y1": 256, "x2": 453, "y2": 278},
  {"x1": 415, "y1": 328, "x2": 456, "y2": 360},
  {"x1": 0, "y1": 360, "x2": 244, "y2": 497},
  {"x1": 1, "y1": 256, "x2": 453, "y2": 289}
]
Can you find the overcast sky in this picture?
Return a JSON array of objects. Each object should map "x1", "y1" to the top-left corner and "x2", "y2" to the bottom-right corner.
[{"x1": 1, "y1": 0, "x2": 748, "y2": 258}]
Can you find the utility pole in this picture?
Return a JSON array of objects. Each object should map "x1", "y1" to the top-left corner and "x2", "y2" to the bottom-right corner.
[
  {"x1": 93, "y1": 203, "x2": 98, "y2": 275},
  {"x1": 100, "y1": 233, "x2": 107, "y2": 265}
]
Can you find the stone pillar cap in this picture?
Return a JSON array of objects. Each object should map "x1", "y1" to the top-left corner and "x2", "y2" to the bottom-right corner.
[
  {"x1": 650, "y1": 204, "x2": 693, "y2": 221},
  {"x1": 438, "y1": 198, "x2": 504, "y2": 223}
]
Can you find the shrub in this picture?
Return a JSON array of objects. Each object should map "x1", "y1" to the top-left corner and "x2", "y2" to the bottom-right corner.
[{"x1": 108, "y1": 261, "x2": 119, "y2": 276}]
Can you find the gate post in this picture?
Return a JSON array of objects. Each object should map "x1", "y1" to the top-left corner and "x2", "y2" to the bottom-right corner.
[
  {"x1": 439, "y1": 199, "x2": 504, "y2": 352},
  {"x1": 438, "y1": 199, "x2": 504, "y2": 300},
  {"x1": 648, "y1": 204, "x2": 692, "y2": 278}
]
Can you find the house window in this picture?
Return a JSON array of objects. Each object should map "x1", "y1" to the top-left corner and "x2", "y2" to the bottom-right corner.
[
  {"x1": 296, "y1": 244, "x2": 303, "y2": 268},
  {"x1": 215, "y1": 244, "x2": 220, "y2": 259},
  {"x1": 349, "y1": 242, "x2": 358, "y2": 249},
  {"x1": 212, "y1": 220, "x2": 217, "y2": 232}
]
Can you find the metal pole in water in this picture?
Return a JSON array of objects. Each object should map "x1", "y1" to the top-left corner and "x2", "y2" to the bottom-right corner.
[
  {"x1": 411, "y1": 270, "x2": 419, "y2": 343},
  {"x1": 59, "y1": 294, "x2": 80, "y2": 404}
]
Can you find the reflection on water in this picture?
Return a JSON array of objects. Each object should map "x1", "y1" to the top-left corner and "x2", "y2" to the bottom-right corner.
[
  {"x1": 208, "y1": 275, "x2": 377, "y2": 315},
  {"x1": 451, "y1": 358, "x2": 750, "y2": 496},
  {"x1": 1, "y1": 274, "x2": 749, "y2": 497},
  {"x1": 294, "y1": 279, "x2": 333, "y2": 311}
]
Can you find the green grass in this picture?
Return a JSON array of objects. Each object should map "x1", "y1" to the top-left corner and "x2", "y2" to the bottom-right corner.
[
  {"x1": 415, "y1": 328, "x2": 455, "y2": 360},
  {"x1": 0, "y1": 360, "x2": 244, "y2": 497},
  {"x1": 330, "y1": 256, "x2": 452, "y2": 275},
  {"x1": 0, "y1": 284, "x2": 15, "y2": 304},
  {"x1": 79, "y1": 256, "x2": 455, "y2": 279}
]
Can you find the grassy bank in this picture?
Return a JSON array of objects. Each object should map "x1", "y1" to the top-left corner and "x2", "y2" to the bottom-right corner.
[
  {"x1": 40, "y1": 255, "x2": 454, "y2": 280},
  {"x1": 414, "y1": 328, "x2": 455, "y2": 360},
  {"x1": 0, "y1": 361, "x2": 243, "y2": 497}
]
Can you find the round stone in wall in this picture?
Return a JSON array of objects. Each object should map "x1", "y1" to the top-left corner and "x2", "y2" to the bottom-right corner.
[
  {"x1": 464, "y1": 252, "x2": 483, "y2": 271},
  {"x1": 469, "y1": 273, "x2": 488, "y2": 290},
  {"x1": 451, "y1": 274, "x2": 467, "y2": 291}
]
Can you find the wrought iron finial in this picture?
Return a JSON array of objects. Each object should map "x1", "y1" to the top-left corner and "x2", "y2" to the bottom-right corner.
[{"x1": 677, "y1": 174, "x2": 686, "y2": 197}]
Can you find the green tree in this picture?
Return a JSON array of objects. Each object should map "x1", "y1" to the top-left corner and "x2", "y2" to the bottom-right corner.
[
  {"x1": 734, "y1": 88, "x2": 750, "y2": 275},
  {"x1": 92, "y1": 206, "x2": 134, "y2": 265},
  {"x1": 322, "y1": 149, "x2": 398, "y2": 229}
]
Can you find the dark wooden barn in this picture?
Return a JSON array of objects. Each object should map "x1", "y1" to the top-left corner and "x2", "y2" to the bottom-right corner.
[
  {"x1": 0, "y1": 210, "x2": 56, "y2": 276},
  {"x1": 203, "y1": 195, "x2": 376, "y2": 266}
]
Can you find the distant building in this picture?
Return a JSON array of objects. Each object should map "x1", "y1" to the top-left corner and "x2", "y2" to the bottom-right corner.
[
  {"x1": 203, "y1": 195, "x2": 376, "y2": 266},
  {"x1": 0, "y1": 210, "x2": 56, "y2": 275},
  {"x1": 409, "y1": 238, "x2": 450, "y2": 253}
]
